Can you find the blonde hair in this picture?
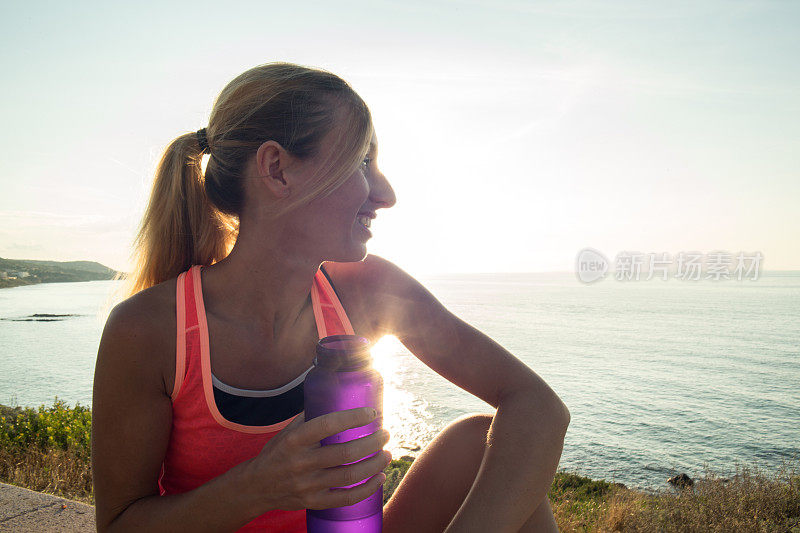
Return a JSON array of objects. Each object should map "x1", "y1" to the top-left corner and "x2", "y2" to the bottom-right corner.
[{"x1": 121, "y1": 62, "x2": 373, "y2": 297}]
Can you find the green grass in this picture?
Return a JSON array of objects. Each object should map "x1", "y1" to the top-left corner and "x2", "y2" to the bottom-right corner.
[
  {"x1": 0, "y1": 398, "x2": 93, "y2": 502},
  {"x1": 383, "y1": 458, "x2": 413, "y2": 504}
]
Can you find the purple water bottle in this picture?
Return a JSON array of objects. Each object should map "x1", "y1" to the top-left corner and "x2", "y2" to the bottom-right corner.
[{"x1": 304, "y1": 335, "x2": 384, "y2": 532}]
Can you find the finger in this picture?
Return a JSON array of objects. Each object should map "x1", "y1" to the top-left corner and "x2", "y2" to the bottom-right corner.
[
  {"x1": 298, "y1": 407, "x2": 378, "y2": 446},
  {"x1": 325, "y1": 472, "x2": 386, "y2": 509},
  {"x1": 321, "y1": 449, "x2": 392, "y2": 490},
  {"x1": 312, "y1": 429, "x2": 390, "y2": 469}
]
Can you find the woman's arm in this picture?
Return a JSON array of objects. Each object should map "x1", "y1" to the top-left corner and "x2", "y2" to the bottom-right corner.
[
  {"x1": 444, "y1": 389, "x2": 568, "y2": 532},
  {"x1": 92, "y1": 297, "x2": 264, "y2": 532},
  {"x1": 358, "y1": 254, "x2": 571, "y2": 532}
]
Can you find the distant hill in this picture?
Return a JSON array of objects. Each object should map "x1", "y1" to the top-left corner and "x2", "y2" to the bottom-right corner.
[{"x1": 0, "y1": 257, "x2": 122, "y2": 289}]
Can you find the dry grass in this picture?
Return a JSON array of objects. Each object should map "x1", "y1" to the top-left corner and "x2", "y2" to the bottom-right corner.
[
  {"x1": 549, "y1": 470, "x2": 621, "y2": 532},
  {"x1": 0, "y1": 445, "x2": 93, "y2": 505},
  {"x1": 552, "y1": 460, "x2": 800, "y2": 533}
]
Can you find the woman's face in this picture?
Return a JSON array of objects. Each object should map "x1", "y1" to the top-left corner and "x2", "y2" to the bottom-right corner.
[{"x1": 292, "y1": 126, "x2": 396, "y2": 263}]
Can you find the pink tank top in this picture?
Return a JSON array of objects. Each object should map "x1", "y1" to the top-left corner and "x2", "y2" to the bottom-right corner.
[{"x1": 158, "y1": 264, "x2": 355, "y2": 531}]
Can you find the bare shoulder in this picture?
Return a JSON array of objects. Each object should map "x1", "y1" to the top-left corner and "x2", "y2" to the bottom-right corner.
[
  {"x1": 98, "y1": 277, "x2": 177, "y2": 397},
  {"x1": 322, "y1": 254, "x2": 438, "y2": 340},
  {"x1": 92, "y1": 276, "x2": 179, "y2": 528}
]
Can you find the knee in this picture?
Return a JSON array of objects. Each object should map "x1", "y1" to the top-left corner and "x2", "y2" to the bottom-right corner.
[
  {"x1": 448, "y1": 413, "x2": 493, "y2": 441},
  {"x1": 427, "y1": 413, "x2": 492, "y2": 471}
]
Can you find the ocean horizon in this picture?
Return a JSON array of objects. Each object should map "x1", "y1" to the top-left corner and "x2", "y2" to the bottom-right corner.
[{"x1": 1, "y1": 272, "x2": 797, "y2": 493}]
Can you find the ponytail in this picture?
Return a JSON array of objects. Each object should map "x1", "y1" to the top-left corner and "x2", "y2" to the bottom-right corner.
[{"x1": 122, "y1": 132, "x2": 237, "y2": 297}]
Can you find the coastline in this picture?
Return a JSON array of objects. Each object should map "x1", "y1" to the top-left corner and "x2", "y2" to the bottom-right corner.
[
  {"x1": 0, "y1": 257, "x2": 120, "y2": 290},
  {"x1": 0, "y1": 277, "x2": 117, "y2": 290}
]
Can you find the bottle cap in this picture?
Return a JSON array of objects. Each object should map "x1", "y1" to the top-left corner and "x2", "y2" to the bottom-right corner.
[{"x1": 315, "y1": 335, "x2": 373, "y2": 370}]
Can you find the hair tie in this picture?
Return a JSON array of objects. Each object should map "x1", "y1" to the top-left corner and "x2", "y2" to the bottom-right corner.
[{"x1": 195, "y1": 128, "x2": 210, "y2": 154}]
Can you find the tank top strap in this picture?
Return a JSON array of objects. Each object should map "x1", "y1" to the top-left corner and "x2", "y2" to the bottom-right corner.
[
  {"x1": 311, "y1": 264, "x2": 355, "y2": 338},
  {"x1": 183, "y1": 265, "x2": 202, "y2": 331},
  {"x1": 170, "y1": 265, "x2": 202, "y2": 402}
]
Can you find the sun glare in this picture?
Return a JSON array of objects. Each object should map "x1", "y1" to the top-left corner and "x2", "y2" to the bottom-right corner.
[
  {"x1": 369, "y1": 334, "x2": 403, "y2": 378},
  {"x1": 369, "y1": 334, "x2": 434, "y2": 457},
  {"x1": 369, "y1": 335, "x2": 407, "y2": 453}
]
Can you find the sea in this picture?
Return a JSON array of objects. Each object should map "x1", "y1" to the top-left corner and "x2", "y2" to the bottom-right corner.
[{"x1": 1, "y1": 272, "x2": 798, "y2": 493}]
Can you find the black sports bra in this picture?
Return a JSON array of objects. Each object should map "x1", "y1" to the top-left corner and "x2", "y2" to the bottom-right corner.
[{"x1": 212, "y1": 265, "x2": 342, "y2": 425}]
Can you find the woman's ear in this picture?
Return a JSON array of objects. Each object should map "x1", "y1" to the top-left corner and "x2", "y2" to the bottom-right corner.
[{"x1": 255, "y1": 140, "x2": 292, "y2": 199}]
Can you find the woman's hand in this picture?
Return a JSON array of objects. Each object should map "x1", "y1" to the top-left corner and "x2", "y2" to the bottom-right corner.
[{"x1": 243, "y1": 407, "x2": 392, "y2": 514}]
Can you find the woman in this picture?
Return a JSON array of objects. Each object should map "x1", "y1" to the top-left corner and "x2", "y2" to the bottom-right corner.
[{"x1": 92, "y1": 62, "x2": 570, "y2": 532}]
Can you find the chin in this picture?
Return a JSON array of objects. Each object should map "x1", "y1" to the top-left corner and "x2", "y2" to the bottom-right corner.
[
  {"x1": 326, "y1": 241, "x2": 368, "y2": 263},
  {"x1": 347, "y1": 244, "x2": 369, "y2": 263}
]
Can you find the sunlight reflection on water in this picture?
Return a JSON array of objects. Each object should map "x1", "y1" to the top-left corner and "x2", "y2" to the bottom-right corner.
[{"x1": 371, "y1": 335, "x2": 436, "y2": 457}]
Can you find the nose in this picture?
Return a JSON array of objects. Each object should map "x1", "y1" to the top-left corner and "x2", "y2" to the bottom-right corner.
[{"x1": 368, "y1": 168, "x2": 397, "y2": 210}]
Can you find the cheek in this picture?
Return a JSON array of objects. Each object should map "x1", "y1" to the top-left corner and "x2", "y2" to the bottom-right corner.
[
  {"x1": 346, "y1": 169, "x2": 370, "y2": 199},
  {"x1": 335, "y1": 177, "x2": 369, "y2": 213},
  {"x1": 307, "y1": 197, "x2": 353, "y2": 229},
  {"x1": 306, "y1": 174, "x2": 367, "y2": 223}
]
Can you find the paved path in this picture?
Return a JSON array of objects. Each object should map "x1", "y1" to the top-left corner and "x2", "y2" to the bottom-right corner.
[{"x1": 0, "y1": 482, "x2": 95, "y2": 532}]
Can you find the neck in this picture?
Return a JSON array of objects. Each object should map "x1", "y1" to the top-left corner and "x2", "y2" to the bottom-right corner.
[{"x1": 199, "y1": 230, "x2": 321, "y2": 345}]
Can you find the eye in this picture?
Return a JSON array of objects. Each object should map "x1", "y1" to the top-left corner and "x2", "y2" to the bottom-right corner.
[{"x1": 359, "y1": 157, "x2": 372, "y2": 174}]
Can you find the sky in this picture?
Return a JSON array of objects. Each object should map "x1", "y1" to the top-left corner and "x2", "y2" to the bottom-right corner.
[{"x1": 1, "y1": 0, "x2": 798, "y2": 276}]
